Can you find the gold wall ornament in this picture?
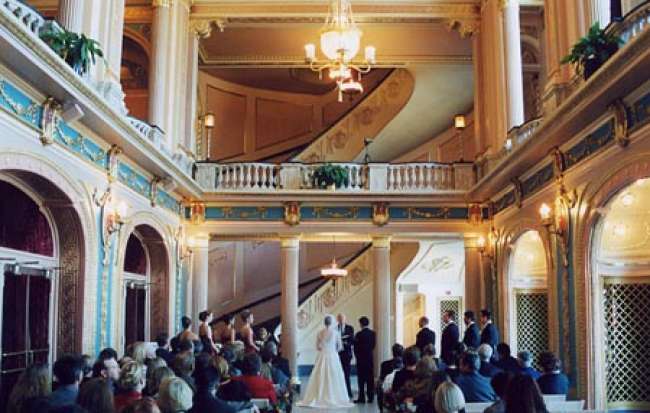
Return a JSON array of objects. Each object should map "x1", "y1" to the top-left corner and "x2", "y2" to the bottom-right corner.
[
  {"x1": 190, "y1": 202, "x2": 206, "y2": 224},
  {"x1": 284, "y1": 201, "x2": 301, "y2": 226},
  {"x1": 190, "y1": 19, "x2": 220, "y2": 39},
  {"x1": 611, "y1": 99, "x2": 630, "y2": 148},
  {"x1": 445, "y1": 19, "x2": 480, "y2": 38},
  {"x1": 512, "y1": 177, "x2": 523, "y2": 208},
  {"x1": 551, "y1": 147, "x2": 566, "y2": 177},
  {"x1": 150, "y1": 177, "x2": 161, "y2": 207},
  {"x1": 40, "y1": 97, "x2": 61, "y2": 145},
  {"x1": 372, "y1": 202, "x2": 389, "y2": 226},
  {"x1": 538, "y1": 201, "x2": 570, "y2": 268},
  {"x1": 468, "y1": 203, "x2": 482, "y2": 226},
  {"x1": 106, "y1": 144, "x2": 122, "y2": 182}
]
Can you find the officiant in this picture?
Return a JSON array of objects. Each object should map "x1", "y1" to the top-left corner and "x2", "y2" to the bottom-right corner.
[{"x1": 337, "y1": 313, "x2": 354, "y2": 398}]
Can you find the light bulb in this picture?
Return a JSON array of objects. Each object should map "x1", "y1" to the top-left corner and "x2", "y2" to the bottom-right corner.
[
  {"x1": 304, "y1": 43, "x2": 316, "y2": 61},
  {"x1": 539, "y1": 203, "x2": 552, "y2": 221}
]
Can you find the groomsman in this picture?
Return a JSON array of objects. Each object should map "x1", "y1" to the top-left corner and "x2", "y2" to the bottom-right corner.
[
  {"x1": 440, "y1": 310, "x2": 460, "y2": 365},
  {"x1": 337, "y1": 313, "x2": 355, "y2": 398},
  {"x1": 354, "y1": 316, "x2": 376, "y2": 403},
  {"x1": 462, "y1": 311, "x2": 481, "y2": 349},
  {"x1": 479, "y1": 309, "x2": 499, "y2": 354},
  {"x1": 415, "y1": 316, "x2": 436, "y2": 353}
]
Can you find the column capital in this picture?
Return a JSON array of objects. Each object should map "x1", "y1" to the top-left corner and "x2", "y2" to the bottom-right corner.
[
  {"x1": 280, "y1": 235, "x2": 300, "y2": 249},
  {"x1": 372, "y1": 235, "x2": 392, "y2": 248},
  {"x1": 499, "y1": 0, "x2": 518, "y2": 10}
]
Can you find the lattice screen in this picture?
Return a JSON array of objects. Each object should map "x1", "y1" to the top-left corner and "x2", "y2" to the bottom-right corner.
[
  {"x1": 515, "y1": 291, "x2": 548, "y2": 368},
  {"x1": 440, "y1": 298, "x2": 461, "y2": 332},
  {"x1": 603, "y1": 281, "x2": 650, "y2": 409}
]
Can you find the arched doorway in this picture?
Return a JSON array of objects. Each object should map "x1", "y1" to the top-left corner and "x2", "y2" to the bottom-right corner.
[
  {"x1": 507, "y1": 230, "x2": 549, "y2": 365},
  {"x1": 120, "y1": 224, "x2": 169, "y2": 350},
  {"x1": 591, "y1": 177, "x2": 650, "y2": 410},
  {"x1": 0, "y1": 173, "x2": 85, "y2": 408}
]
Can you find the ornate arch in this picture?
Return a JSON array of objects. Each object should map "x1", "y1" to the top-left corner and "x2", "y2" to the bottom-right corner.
[
  {"x1": 115, "y1": 212, "x2": 174, "y2": 350},
  {"x1": 0, "y1": 151, "x2": 97, "y2": 354},
  {"x1": 573, "y1": 154, "x2": 650, "y2": 406}
]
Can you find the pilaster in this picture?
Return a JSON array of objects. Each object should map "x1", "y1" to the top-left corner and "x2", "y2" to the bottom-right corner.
[
  {"x1": 372, "y1": 235, "x2": 391, "y2": 373},
  {"x1": 280, "y1": 235, "x2": 300, "y2": 379}
]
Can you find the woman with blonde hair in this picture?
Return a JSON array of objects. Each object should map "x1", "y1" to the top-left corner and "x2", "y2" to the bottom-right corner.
[
  {"x1": 158, "y1": 377, "x2": 193, "y2": 413},
  {"x1": 146, "y1": 366, "x2": 175, "y2": 398},
  {"x1": 6, "y1": 364, "x2": 51, "y2": 413},
  {"x1": 115, "y1": 361, "x2": 146, "y2": 412},
  {"x1": 434, "y1": 379, "x2": 466, "y2": 413}
]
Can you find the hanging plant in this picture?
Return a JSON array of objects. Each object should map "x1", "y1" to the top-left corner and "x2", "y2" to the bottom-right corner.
[
  {"x1": 40, "y1": 26, "x2": 104, "y2": 76},
  {"x1": 311, "y1": 163, "x2": 350, "y2": 189},
  {"x1": 561, "y1": 22, "x2": 622, "y2": 80}
]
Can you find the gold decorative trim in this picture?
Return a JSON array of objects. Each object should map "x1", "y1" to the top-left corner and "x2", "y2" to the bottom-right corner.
[{"x1": 611, "y1": 99, "x2": 630, "y2": 148}]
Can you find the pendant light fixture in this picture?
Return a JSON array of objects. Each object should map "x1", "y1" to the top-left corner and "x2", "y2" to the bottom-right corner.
[{"x1": 321, "y1": 235, "x2": 348, "y2": 279}]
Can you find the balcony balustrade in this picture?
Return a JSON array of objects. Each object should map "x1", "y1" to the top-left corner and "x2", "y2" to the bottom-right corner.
[{"x1": 195, "y1": 162, "x2": 474, "y2": 194}]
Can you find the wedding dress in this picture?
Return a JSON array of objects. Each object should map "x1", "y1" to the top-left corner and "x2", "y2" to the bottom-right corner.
[{"x1": 297, "y1": 322, "x2": 354, "y2": 409}]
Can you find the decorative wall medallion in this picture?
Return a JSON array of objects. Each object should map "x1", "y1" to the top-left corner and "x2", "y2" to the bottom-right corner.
[
  {"x1": 468, "y1": 203, "x2": 482, "y2": 225},
  {"x1": 350, "y1": 267, "x2": 367, "y2": 286},
  {"x1": 191, "y1": 202, "x2": 206, "y2": 224},
  {"x1": 40, "y1": 97, "x2": 60, "y2": 145},
  {"x1": 372, "y1": 202, "x2": 389, "y2": 226},
  {"x1": 297, "y1": 309, "x2": 310, "y2": 329},
  {"x1": 611, "y1": 99, "x2": 630, "y2": 148},
  {"x1": 551, "y1": 147, "x2": 566, "y2": 177},
  {"x1": 322, "y1": 286, "x2": 336, "y2": 308},
  {"x1": 284, "y1": 201, "x2": 301, "y2": 226}
]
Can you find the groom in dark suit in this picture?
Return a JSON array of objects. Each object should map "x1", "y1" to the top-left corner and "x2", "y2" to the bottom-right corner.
[
  {"x1": 337, "y1": 313, "x2": 355, "y2": 398},
  {"x1": 353, "y1": 316, "x2": 376, "y2": 403}
]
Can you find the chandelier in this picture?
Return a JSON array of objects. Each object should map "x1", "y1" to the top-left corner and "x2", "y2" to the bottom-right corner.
[
  {"x1": 304, "y1": 0, "x2": 376, "y2": 102},
  {"x1": 321, "y1": 235, "x2": 348, "y2": 279}
]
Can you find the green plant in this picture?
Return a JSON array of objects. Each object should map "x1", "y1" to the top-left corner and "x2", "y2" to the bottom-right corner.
[
  {"x1": 311, "y1": 164, "x2": 350, "y2": 189},
  {"x1": 561, "y1": 22, "x2": 622, "y2": 80},
  {"x1": 40, "y1": 27, "x2": 104, "y2": 76}
]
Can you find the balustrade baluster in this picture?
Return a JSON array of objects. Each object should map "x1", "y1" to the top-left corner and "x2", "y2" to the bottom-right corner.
[{"x1": 418, "y1": 165, "x2": 425, "y2": 190}]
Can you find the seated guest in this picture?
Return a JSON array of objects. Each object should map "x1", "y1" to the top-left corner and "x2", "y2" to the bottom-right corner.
[
  {"x1": 77, "y1": 378, "x2": 115, "y2": 413},
  {"x1": 382, "y1": 357, "x2": 403, "y2": 393},
  {"x1": 192, "y1": 365, "x2": 238, "y2": 413},
  {"x1": 114, "y1": 362, "x2": 146, "y2": 412},
  {"x1": 445, "y1": 342, "x2": 467, "y2": 381},
  {"x1": 495, "y1": 343, "x2": 519, "y2": 373},
  {"x1": 399, "y1": 357, "x2": 446, "y2": 413},
  {"x1": 505, "y1": 374, "x2": 549, "y2": 413},
  {"x1": 391, "y1": 346, "x2": 420, "y2": 393},
  {"x1": 99, "y1": 347, "x2": 119, "y2": 361},
  {"x1": 264, "y1": 342, "x2": 290, "y2": 379},
  {"x1": 145, "y1": 358, "x2": 167, "y2": 388},
  {"x1": 454, "y1": 351, "x2": 496, "y2": 402},
  {"x1": 129, "y1": 342, "x2": 151, "y2": 366},
  {"x1": 122, "y1": 397, "x2": 161, "y2": 413},
  {"x1": 381, "y1": 343, "x2": 405, "y2": 383},
  {"x1": 260, "y1": 347, "x2": 289, "y2": 390},
  {"x1": 478, "y1": 344, "x2": 502, "y2": 378},
  {"x1": 172, "y1": 352, "x2": 196, "y2": 394},
  {"x1": 7, "y1": 364, "x2": 51, "y2": 413},
  {"x1": 232, "y1": 353, "x2": 278, "y2": 404},
  {"x1": 422, "y1": 343, "x2": 445, "y2": 369},
  {"x1": 81, "y1": 355, "x2": 94, "y2": 381},
  {"x1": 49, "y1": 354, "x2": 84, "y2": 408},
  {"x1": 146, "y1": 367, "x2": 175, "y2": 398},
  {"x1": 434, "y1": 379, "x2": 466, "y2": 413},
  {"x1": 484, "y1": 371, "x2": 513, "y2": 413},
  {"x1": 158, "y1": 377, "x2": 193, "y2": 413},
  {"x1": 536, "y1": 352, "x2": 569, "y2": 395},
  {"x1": 155, "y1": 333, "x2": 174, "y2": 365},
  {"x1": 518, "y1": 351, "x2": 541, "y2": 380}
]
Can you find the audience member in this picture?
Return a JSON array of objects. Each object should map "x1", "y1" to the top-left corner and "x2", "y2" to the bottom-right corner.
[
  {"x1": 441, "y1": 310, "x2": 460, "y2": 365},
  {"x1": 155, "y1": 333, "x2": 173, "y2": 365},
  {"x1": 454, "y1": 351, "x2": 496, "y2": 402},
  {"x1": 495, "y1": 343, "x2": 519, "y2": 373},
  {"x1": 77, "y1": 378, "x2": 115, "y2": 413},
  {"x1": 380, "y1": 343, "x2": 405, "y2": 383},
  {"x1": 191, "y1": 365, "x2": 237, "y2": 413},
  {"x1": 232, "y1": 353, "x2": 277, "y2": 404},
  {"x1": 479, "y1": 310, "x2": 499, "y2": 354},
  {"x1": 146, "y1": 366, "x2": 175, "y2": 398},
  {"x1": 415, "y1": 316, "x2": 436, "y2": 353},
  {"x1": 478, "y1": 344, "x2": 502, "y2": 378},
  {"x1": 172, "y1": 352, "x2": 196, "y2": 394},
  {"x1": 7, "y1": 364, "x2": 51, "y2": 413},
  {"x1": 128, "y1": 342, "x2": 150, "y2": 365},
  {"x1": 536, "y1": 352, "x2": 569, "y2": 395},
  {"x1": 391, "y1": 346, "x2": 420, "y2": 393},
  {"x1": 92, "y1": 353, "x2": 121, "y2": 392},
  {"x1": 50, "y1": 354, "x2": 84, "y2": 408},
  {"x1": 81, "y1": 355, "x2": 94, "y2": 380},
  {"x1": 99, "y1": 348, "x2": 119, "y2": 362},
  {"x1": 505, "y1": 374, "x2": 549, "y2": 413},
  {"x1": 401, "y1": 356, "x2": 446, "y2": 413},
  {"x1": 158, "y1": 377, "x2": 193, "y2": 413},
  {"x1": 260, "y1": 347, "x2": 289, "y2": 390},
  {"x1": 121, "y1": 397, "x2": 161, "y2": 413},
  {"x1": 462, "y1": 311, "x2": 481, "y2": 349},
  {"x1": 484, "y1": 371, "x2": 513, "y2": 413},
  {"x1": 114, "y1": 361, "x2": 146, "y2": 412},
  {"x1": 518, "y1": 351, "x2": 541, "y2": 380},
  {"x1": 264, "y1": 342, "x2": 290, "y2": 379},
  {"x1": 434, "y1": 379, "x2": 466, "y2": 413}
]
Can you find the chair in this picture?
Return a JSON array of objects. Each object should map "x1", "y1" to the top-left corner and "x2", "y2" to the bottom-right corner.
[
  {"x1": 465, "y1": 402, "x2": 494, "y2": 412},
  {"x1": 543, "y1": 394, "x2": 567, "y2": 404},
  {"x1": 251, "y1": 398, "x2": 271, "y2": 410},
  {"x1": 547, "y1": 400, "x2": 585, "y2": 412}
]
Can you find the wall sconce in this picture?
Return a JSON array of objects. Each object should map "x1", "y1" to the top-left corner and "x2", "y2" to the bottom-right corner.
[
  {"x1": 106, "y1": 200, "x2": 128, "y2": 236},
  {"x1": 538, "y1": 202, "x2": 569, "y2": 267},
  {"x1": 199, "y1": 112, "x2": 215, "y2": 161},
  {"x1": 477, "y1": 232, "x2": 495, "y2": 260},
  {"x1": 180, "y1": 236, "x2": 194, "y2": 260},
  {"x1": 454, "y1": 114, "x2": 467, "y2": 130}
]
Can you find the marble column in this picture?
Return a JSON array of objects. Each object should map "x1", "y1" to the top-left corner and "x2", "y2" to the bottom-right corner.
[
  {"x1": 58, "y1": 0, "x2": 85, "y2": 32},
  {"x1": 587, "y1": 0, "x2": 611, "y2": 27},
  {"x1": 191, "y1": 236, "x2": 209, "y2": 328},
  {"x1": 502, "y1": 0, "x2": 525, "y2": 129},
  {"x1": 149, "y1": 1, "x2": 172, "y2": 135},
  {"x1": 465, "y1": 237, "x2": 485, "y2": 312},
  {"x1": 280, "y1": 236, "x2": 300, "y2": 379},
  {"x1": 372, "y1": 236, "x2": 391, "y2": 373}
]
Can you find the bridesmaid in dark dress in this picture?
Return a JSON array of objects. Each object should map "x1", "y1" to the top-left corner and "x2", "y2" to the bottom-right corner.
[
  {"x1": 198, "y1": 310, "x2": 218, "y2": 354},
  {"x1": 239, "y1": 310, "x2": 259, "y2": 353},
  {"x1": 220, "y1": 314, "x2": 236, "y2": 345}
]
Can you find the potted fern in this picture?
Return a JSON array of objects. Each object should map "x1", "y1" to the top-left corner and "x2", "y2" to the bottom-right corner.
[
  {"x1": 41, "y1": 26, "x2": 104, "y2": 76},
  {"x1": 561, "y1": 22, "x2": 622, "y2": 80},
  {"x1": 311, "y1": 164, "x2": 350, "y2": 190}
]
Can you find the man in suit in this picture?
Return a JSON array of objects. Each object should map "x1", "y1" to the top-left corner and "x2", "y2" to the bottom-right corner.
[
  {"x1": 353, "y1": 316, "x2": 376, "y2": 403},
  {"x1": 415, "y1": 316, "x2": 436, "y2": 353},
  {"x1": 462, "y1": 311, "x2": 481, "y2": 349},
  {"x1": 337, "y1": 313, "x2": 355, "y2": 398},
  {"x1": 479, "y1": 309, "x2": 499, "y2": 354},
  {"x1": 454, "y1": 351, "x2": 496, "y2": 402},
  {"x1": 477, "y1": 344, "x2": 502, "y2": 378},
  {"x1": 440, "y1": 310, "x2": 460, "y2": 365}
]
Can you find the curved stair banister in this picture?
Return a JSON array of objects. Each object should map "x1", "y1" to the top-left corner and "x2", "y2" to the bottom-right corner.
[{"x1": 293, "y1": 69, "x2": 415, "y2": 163}]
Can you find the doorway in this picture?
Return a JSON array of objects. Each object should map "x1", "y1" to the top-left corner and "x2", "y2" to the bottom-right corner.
[{"x1": 123, "y1": 233, "x2": 150, "y2": 348}]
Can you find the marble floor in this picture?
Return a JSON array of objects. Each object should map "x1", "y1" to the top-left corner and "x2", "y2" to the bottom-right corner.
[{"x1": 293, "y1": 375, "x2": 380, "y2": 413}]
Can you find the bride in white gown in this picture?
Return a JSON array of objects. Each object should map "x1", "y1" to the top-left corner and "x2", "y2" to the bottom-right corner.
[{"x1": 297, "y1": 315, "x2": 354, "y2": 409}]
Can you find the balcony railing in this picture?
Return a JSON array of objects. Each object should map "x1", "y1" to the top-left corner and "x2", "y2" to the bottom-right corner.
[
  {"x1": 195, "y1": 162, "x2": 474, "y2": 194},
  {"x1": 613, "y1": 0, "x2": 650, "y2": 44},
  {"x1": 2, "y1": 0, "x2": 46, "y2": 36}
]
